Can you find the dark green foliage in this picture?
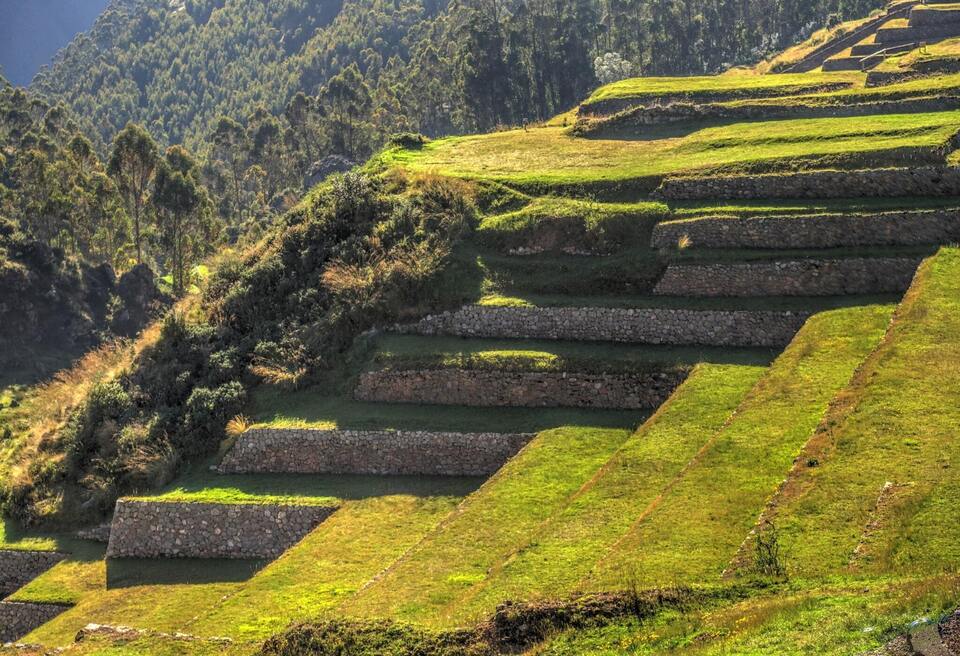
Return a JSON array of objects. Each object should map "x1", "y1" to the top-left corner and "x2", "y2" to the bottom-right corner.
[
  {"x1": 0, "y1": 216, "x2": 167, "y2": 379},
  {"x1": 261, "y1": 620, "x2": 485, "y2": 656},
  {"x1": 389, "y1": 133, "x2": 429, "y2": 149},
  {"x1": 0, "y1": 172, "x2": 475, "y2": 525},
  {"x1": 259, "y1": 589, "x2": 705, "y2": 655},
  {"x1": 29, "y1": 0, "x2": 887, "y2": 199}
]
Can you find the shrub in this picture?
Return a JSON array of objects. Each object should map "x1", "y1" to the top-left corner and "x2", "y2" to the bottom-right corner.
[
  {"x1": 388, "y1": 132, "x2": 429, "y2": 149},
  {"x1": 1, "y1": 171, "x2": 476, "y2": 526},
  {"x1": 753, "y1": 520, "x2": 788, "y2": 579}
]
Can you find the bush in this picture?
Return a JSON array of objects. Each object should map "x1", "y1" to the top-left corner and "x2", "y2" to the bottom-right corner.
[
  {"x1": 388, "y1": 132, "x2": 429, "y2": 149},
  {"x1": 1, "y1": 171, "x2": 476, "y2": 526}
]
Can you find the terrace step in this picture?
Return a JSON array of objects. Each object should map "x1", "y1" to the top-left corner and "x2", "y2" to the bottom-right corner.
[
  {"x1": 0, "y1": 601, "x2": 71, "y2": 643},
  {"x1": 0, "y1": 549, "x2": 66, "y2": 598},
  {"x1": 822, "y1": 54, "x2": 866, "y2": 71},
  {"x1": 219, "y1": 428, "x2": 534, "y2": 477},
  {"x1": 876, "y1": 20, "x2": 960, "y2": 43},
  {"x1": 653, "y1": 167, "x2": 960, "y2": 201},
  {"x1": 651, "y1": 209, "x2": 960, "y2": 250},
  {"x1": 779, "y1": 1, "x2": 918, "y2": 73},
  {"x1": 353, "y1": 368, "x2": 688, "y2": 410},
  {"x1": 909, "y1": 3, "x2": 960, "y2": 25},
  {"x1": 396, "y1": 304, "x2": 809, "y2": 348},
  {"x1": 653, "y1": 257, "x2": 922, "y2": 297},
  {"x1": 106, "y1": 498, "x2": 339, "y2": 560}
]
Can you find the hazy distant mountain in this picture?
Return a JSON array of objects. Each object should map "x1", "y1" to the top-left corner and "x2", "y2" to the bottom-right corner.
[{"x1": 0, "y1": 0, "x2": 110, "y2": 86}]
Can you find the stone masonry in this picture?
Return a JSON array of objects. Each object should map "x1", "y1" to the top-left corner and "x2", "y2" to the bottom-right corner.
[
  {"x1": 0, "y1": 550, "x2": 66, "y2": 598},
  {"x1": 654, "y1": 257, "x2": 922, "y2": 297},
  {"x1": 0, "y1": 601, "x2": 70, "y2": 642},
  {"x1": 106, "y1": 499, "x2": 338, "y2": 560},
  {"x1": 398, "y1": 305, "x2": 809, "y2": 348},
  {"x1": 652, "y1": 167, "x2": 960, "y2": 201},
  {"x1": 651, "y1": 209, "x2": 960, "y2": 250},
  {"x1": 219, "y1": 428, "x2": 534, "y2": 476},
  {"x1": 354, "y1": 369, "x2": 688, "y2": 410},
  {"x1": 587, "y1": 96, "x2": 960, "y2": 132}
]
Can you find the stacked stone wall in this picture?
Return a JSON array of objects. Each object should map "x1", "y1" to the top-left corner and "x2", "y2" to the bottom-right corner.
[
  {"x1": 0, "y1": 550, "x2": 66, "y2": 598},
  {"x1": 876, "y1": 23, "x2": 960, "y2": 43},
  {"x1": 651, "y1": 210, "x2": 960, "y2": 250},
  {"x1": 0, "y1": 601, "x2": 69, "y2": 642},
  {"x1": 219, "y1": 429, "x2": 533, "y2": 476},
  {"x1": 398, "y1": 305, "x2": 808, "y2": 348},
  {"x1": 585, "y1": 96, "x2": 960, "y2": 133},
  {"x1": 652, "y1": 167, "x2": 960, "y2": 200},
  {"x1": 653, "y1": 257, "x2": 921, "y2": 297},
  {"x1": 106, "y1": 500, "x2": 337, "y2": 560},
  {"x1": 354, "y1": 369, "x2": 687, "y2": 410}
]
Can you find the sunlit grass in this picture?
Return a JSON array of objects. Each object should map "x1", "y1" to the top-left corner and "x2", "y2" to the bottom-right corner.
[
  {"x1": 583, "y1": 71, "x2": 864, "y2": 107},
  {"x1": 380, "y1": 111, "x2": 960, "y2": 190}
]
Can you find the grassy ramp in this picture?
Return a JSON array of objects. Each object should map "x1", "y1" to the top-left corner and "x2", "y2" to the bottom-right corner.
[
  {"x1": 758, "y1": 248, "x2": 960, "y2": 577},
  {"x1": 445, "y1": 363, "x2": 767, "y2": 626},
  {"x1": 584, "y1": 303, "x2": 895, "y2": 588},
  {"x1": 339, "y1": 426, "x2": 635, "y2": 627}
]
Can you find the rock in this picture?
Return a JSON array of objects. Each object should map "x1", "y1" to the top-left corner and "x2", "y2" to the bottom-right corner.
[{"x1": 303, "y1": 155, "x2": 356, "y2": 189}]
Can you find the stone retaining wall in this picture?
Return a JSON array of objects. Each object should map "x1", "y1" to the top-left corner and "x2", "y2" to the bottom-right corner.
[
  {"x1": 106, "y1": 499, "x2": 338, "y2": 560},
  {"x1": 578, "y1": 82, "x2": 854, "y2": 116},
  {"x1": 219, "y1": 429, "x2": 534, "y2": 476},
  {"x1": 652, "y1": 167, "x2": 960, "y2": 200},
  {"x1": 354, "y1": 369, "x2": 687, "y2": 410},
  {"x1": 584, "y1": 96, "x2": 960, "y2": 133},
  {"x1": 398, "y1": 304, "x2": 809, "y2": 348},
  {"x1": 876, "y1": 23, "x2": 960, "y2": 43},
  {"x1": 651, "y1": 210, "x2": 960, "y2": 250},
  {"x1": 0, "y1": 601, "x2": 69, "y2": 642},
  {"x1": 0, "y1": 550, "x2": 66, "y2": 598},
  {"x1": 654, "y1": 258, "x2": 921, "y2": 297}
]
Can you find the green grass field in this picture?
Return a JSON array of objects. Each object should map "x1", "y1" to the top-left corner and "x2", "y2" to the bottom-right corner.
[
  {"x1": 758, "y1": 247, "x2": 960, "y2": 578},
  {"x1": 581, "y1": 71, "x2": 864, "y2": 108},
  {"x1": 380, "y1": 111, "x2": 960, "y2": 192},
  {"x1": 586, "y1": 303, "x2": 895, "y2": 588},
  {"x1": 10, "y1": 31, "x2": 960, "y2": 653}
]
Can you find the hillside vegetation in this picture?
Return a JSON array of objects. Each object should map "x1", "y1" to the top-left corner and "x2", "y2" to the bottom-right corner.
[{"x1": 6, "y1": 3, "x2": 960, "y2": 654}]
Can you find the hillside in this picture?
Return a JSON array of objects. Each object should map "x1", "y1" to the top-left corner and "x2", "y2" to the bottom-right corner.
[
  {"x1": 4, "y1": 2, "x2": 960, "y2": 655},
  {"x1": 30, "y1": 0, "x2": 885, "y2": 155}
]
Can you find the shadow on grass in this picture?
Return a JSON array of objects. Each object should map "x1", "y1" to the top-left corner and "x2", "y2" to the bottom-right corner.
[
  {"x1": 577, "y1": 119, "x2": 737, "y2": 142},
  {"x1": 249, "y1": 386, "x2": 651, "y2": 433},
  {"x1": 0, "y1": 518, "x2": 108, "y2": 559},
  {"x1": 106, "y1": 557, "x2": 266, "y2": 589},
  {"x1": 157, "y1": 471, "x2": 486, "y2": 503}
]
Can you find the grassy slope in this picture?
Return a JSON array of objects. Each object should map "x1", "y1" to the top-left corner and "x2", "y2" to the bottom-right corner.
[
  {"x1": 584, "y1": 303, "x2": 895, "y2": 588},
  {"x1": 448, "y1": 363, "x2": 767, "y2": 625},
  {"x1": 27, "y1": 484, "x2": 473, "y2": 645},
  {"x1": 760, "y1": 247, "x2": 960, "y2": 577},
  {"x1": 582, "y1": 71, "x2": 864, "y2": 105},
  {"x1": 339, "y1": 426, "x2": 635, "y2": 627},
  {"x1": 380, "y1": 111, "x2": 960, "y2": 188},
  {"x1": 536, "y1": 575, "x2": 960, "y2": 655}
]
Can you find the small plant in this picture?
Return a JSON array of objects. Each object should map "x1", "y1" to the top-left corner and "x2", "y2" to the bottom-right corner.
[
  {"x1": 225, "y1": 414, "x2": 251, "y2": 437},
  {"x1": 753, "y1": 520, "x2": 788, "y2": 579},
  {"x1": 677, "y1": 234, "x2": 693, "y2": 251}
]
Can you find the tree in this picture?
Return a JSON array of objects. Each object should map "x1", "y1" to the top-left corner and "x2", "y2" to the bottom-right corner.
[
  {"x1": 321, "y1": 63, "x2": 371, "y2": 159},
  {"x1": 108, "y1": 123, "x2": 158, "y2": 264},
  {"x1": 211, "y1": 116, "x2": 249, "y2": 221},
  {"x1": 154, "y1": 146, "x2": 206, "y2": 295}
]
